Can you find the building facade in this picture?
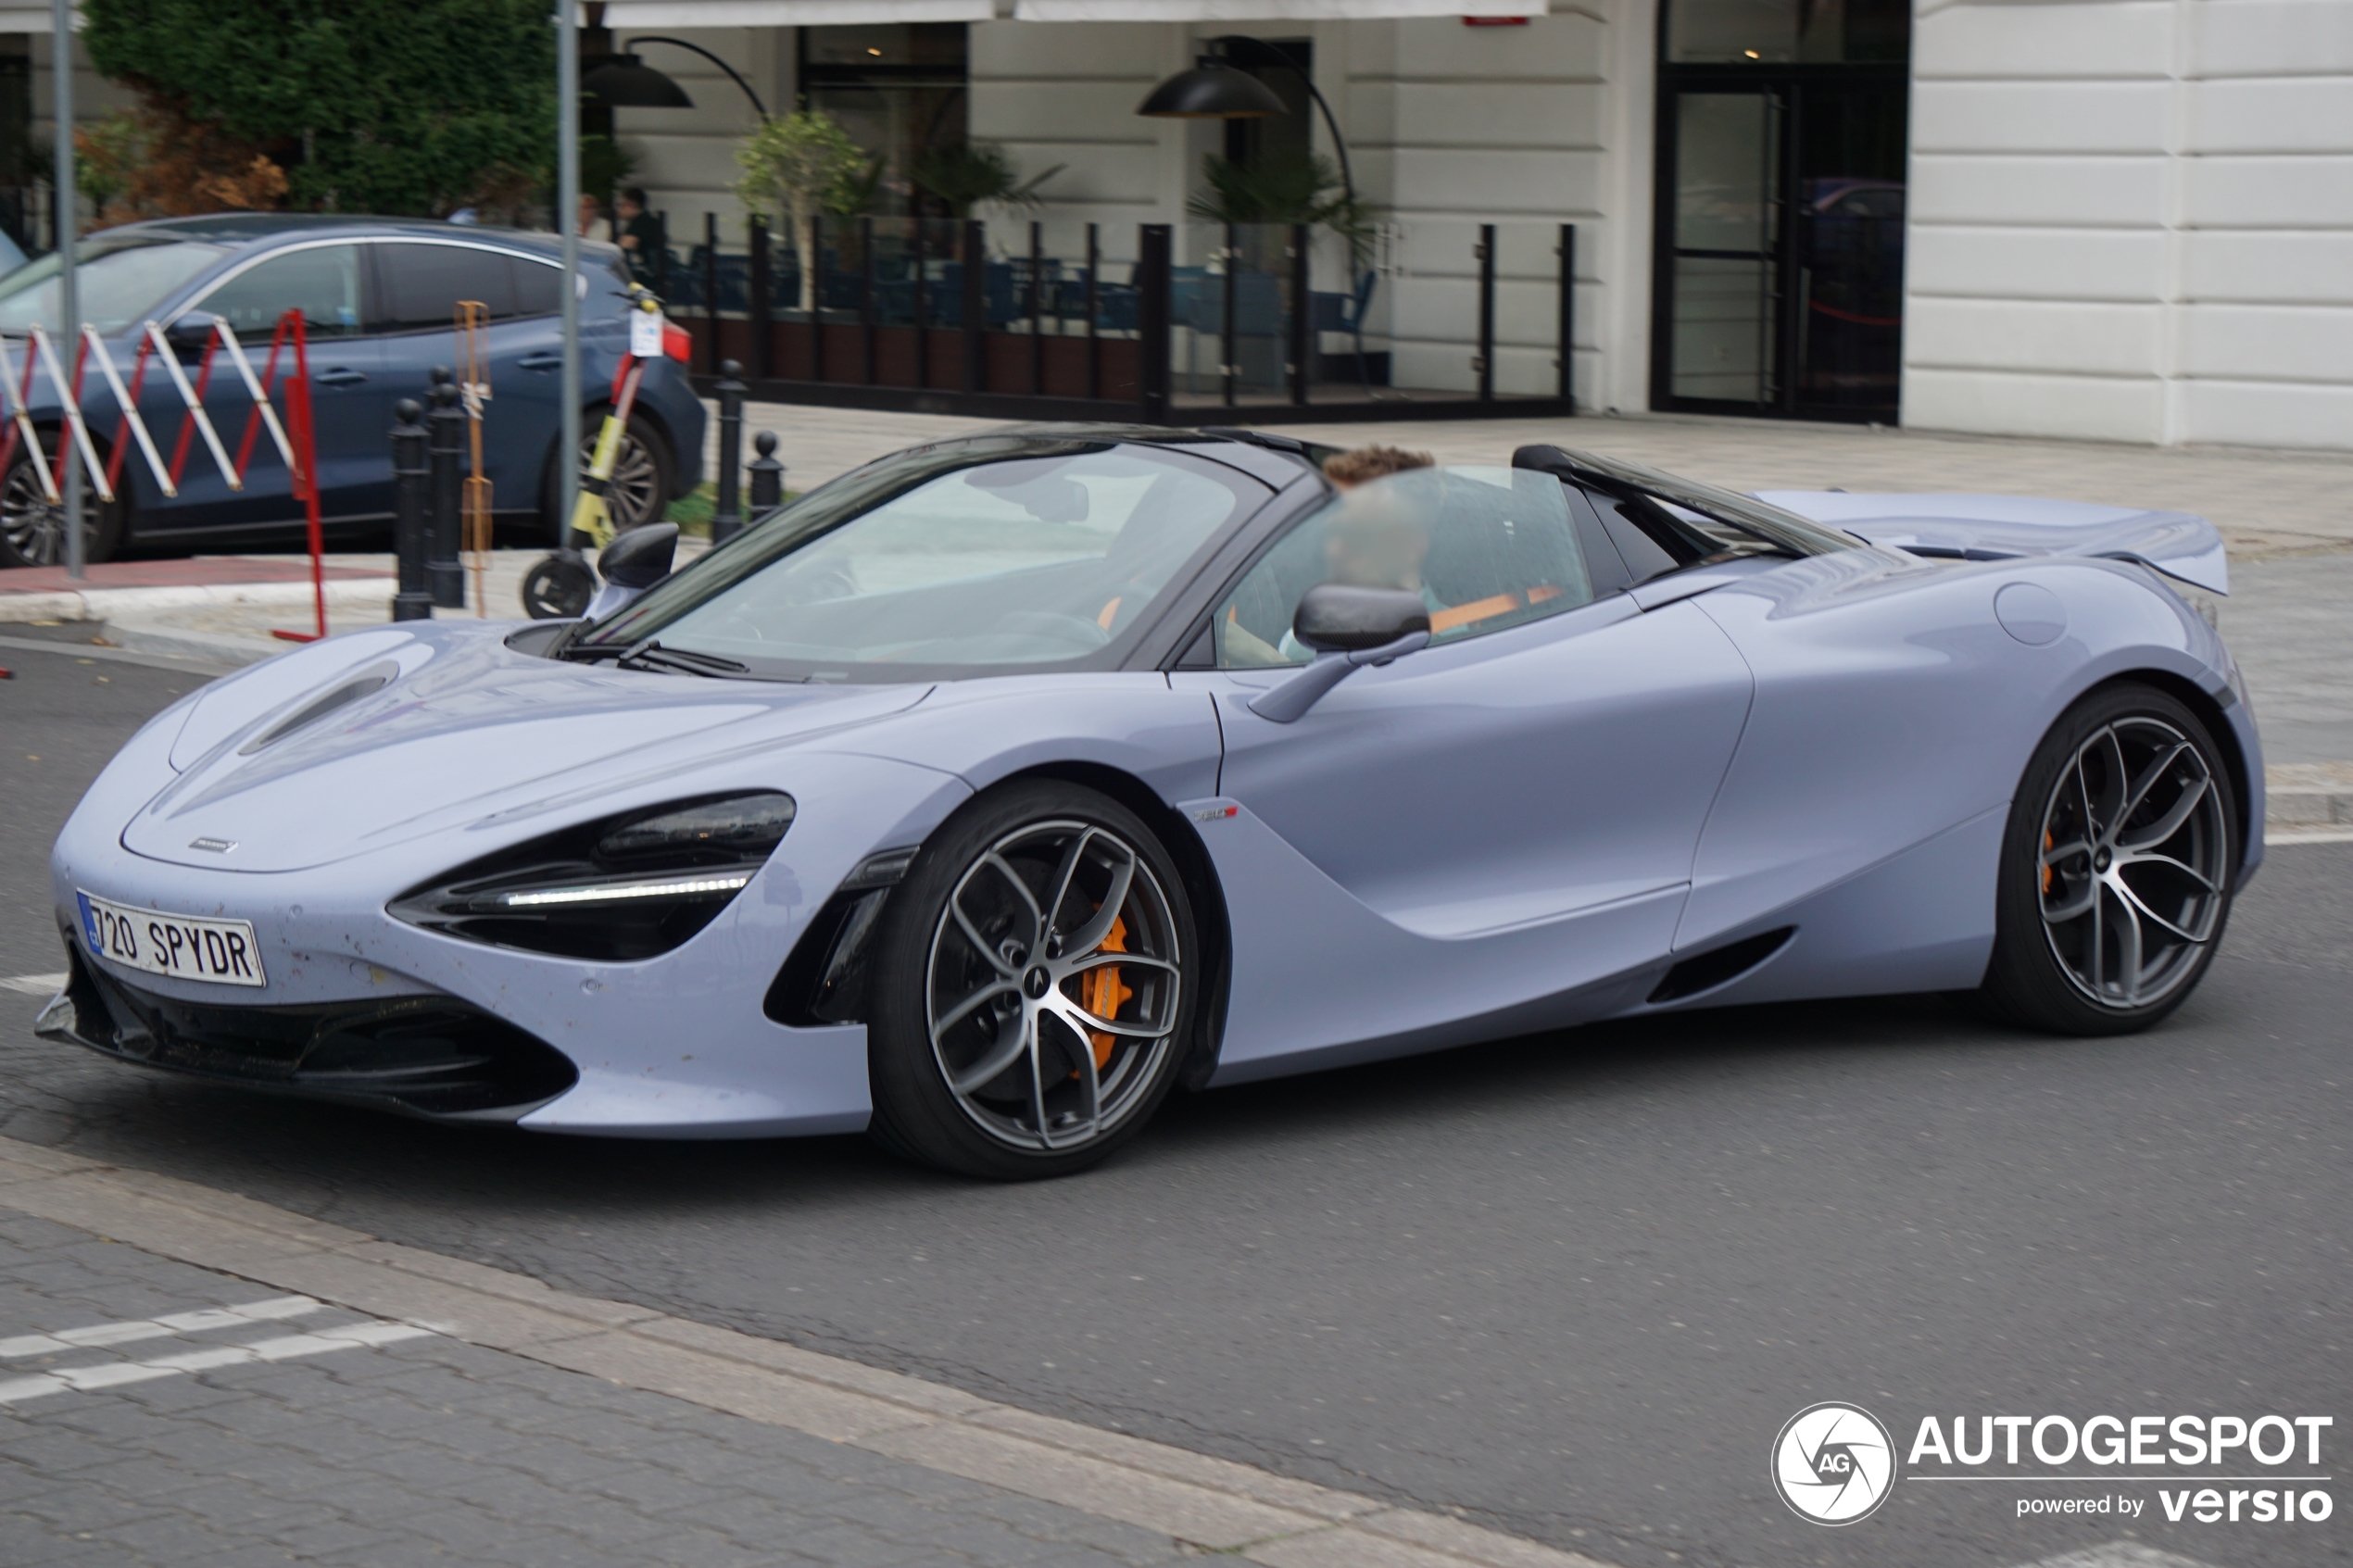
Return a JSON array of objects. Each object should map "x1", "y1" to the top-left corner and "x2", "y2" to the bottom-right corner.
[{"x1": 13, "y1": 0, "x2": 2352, "y2": 448}]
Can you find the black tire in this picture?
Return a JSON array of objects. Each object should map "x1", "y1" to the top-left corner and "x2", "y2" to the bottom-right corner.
[
  {"x1": 0, "y1": 433, "x2": 127, "y2": 568},
  {"x1": 520, "y1": 553, "x2": 596, "y2": 620},
  {"x1": 540, "y1": 409, "x2": 673, "y2": 546},
  {"x1": 866, "y1": 781, "x2": 1198, "y2": 1179},
  {"x1": 1982, "y1": 682, "x2": 2237, "y2": 1035}
]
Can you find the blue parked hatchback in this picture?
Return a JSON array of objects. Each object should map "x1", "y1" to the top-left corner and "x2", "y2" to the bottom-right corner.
[{"x1": 0, "y1": 215, "x2": 706, "y2": 568}]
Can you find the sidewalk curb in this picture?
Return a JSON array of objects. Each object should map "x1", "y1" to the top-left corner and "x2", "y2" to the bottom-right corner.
[
  {"x1": 0, "y1": 1135, "x2": 1619, "y2": 1568},
  {"x1": 103, "y1": 619, "x2": 287, "y2": 668},
  {"x1": 0, "y1": 576, "x2": 391, "y2": 626}
]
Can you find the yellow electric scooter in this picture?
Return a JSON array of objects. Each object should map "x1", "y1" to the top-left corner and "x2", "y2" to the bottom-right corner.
[{"x1": 522, "y1": 290, "x2": 666, "y2": 620}]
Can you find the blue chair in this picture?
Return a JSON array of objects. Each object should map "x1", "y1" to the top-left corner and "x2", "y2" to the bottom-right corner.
[{"x1": 1312, "y1": 270, "x2": 1380, "y2": 391}]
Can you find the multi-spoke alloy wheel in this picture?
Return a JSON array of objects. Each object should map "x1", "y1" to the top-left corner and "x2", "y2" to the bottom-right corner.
[
  {"x1": 0, "y1": 441, "x2": 122, "y2": 569},
  {"x1": 1986, "y1": 684, "x2": 2236, "y2": 1035},
  {"x1": 866, "y1": 783, "x2": 1197, "y2": 1178}
]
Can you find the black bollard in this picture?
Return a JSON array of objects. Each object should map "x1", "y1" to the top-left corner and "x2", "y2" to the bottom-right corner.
[
  {"x1": 426, "y1": 373, "x2": 465, "y2": 609},
  {"x1": 748, "y1": 430, "x2": 785, "y2": 518},
  {"x1": 711, "y1": 359, "x2": 745, "y2": 545},
  {"x1": 390, "y1": 399, "x2": 433, "y2": 621}
]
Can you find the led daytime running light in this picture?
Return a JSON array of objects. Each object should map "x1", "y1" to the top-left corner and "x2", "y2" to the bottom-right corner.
[{"x1": 497, "y1": 872, "x2": 754, "y2": 909}]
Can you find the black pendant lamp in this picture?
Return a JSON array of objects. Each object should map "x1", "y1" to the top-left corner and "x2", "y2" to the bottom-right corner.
[
  {"x1": 583, "y1": 53, "x2": 695, "y2": 109},
  {"x1": 1137, "y1": 58, "x2": 1287, "y2": 119}
]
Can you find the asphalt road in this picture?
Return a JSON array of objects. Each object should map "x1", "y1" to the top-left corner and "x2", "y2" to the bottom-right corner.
[{"x1": 1, "y1": 630, "x2": 2347, "y2": 1568}]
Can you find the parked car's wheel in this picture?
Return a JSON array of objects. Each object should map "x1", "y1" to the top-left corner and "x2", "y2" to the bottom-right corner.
[
  {"x1": 1982, "y1": 683, "x2": 2237, "y2": 1035},
  {"x1": 541, "y1": 410, "x2": 672, "y2": 545},
  {"x1": 866, "y1": 781, "x2": 1198, "y2": 1179},
  {"x1": 0, "y1": 434, "x2": 126, "y2": 568}
]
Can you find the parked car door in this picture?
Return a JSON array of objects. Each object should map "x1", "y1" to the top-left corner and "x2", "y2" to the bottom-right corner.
[
  {"x1": 367, "y1": 241, "x2": 568, "y2": 524},
  {"x1": 1168, "y1": 467, "x2": 1755, "y2": 1079},
  {"x1": 138, "y1": 241, "x2": 383, "y2": 533}
]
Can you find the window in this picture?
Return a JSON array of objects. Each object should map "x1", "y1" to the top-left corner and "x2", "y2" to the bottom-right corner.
[
  {"x1": 511, "y1": 257, "x2": 564, "y2": 318},
  {"x1": 798, "y1": 23, "x2": 968, "y2": 220},
  {"x1": 0, "y1": 236, "x2": 229, "y2": 335},
  {"x1": 193, "y1": 244, "x2": 362, "y2": 338},
  {"x1": 372, "y1": 243, "x2": 523, "y2": 332},
  {"x1": 583, "y1": 441, "x2": 1255, "y2": 678},
  {"x1": 1214, "y1": 467, "x2": 1596, "y2": 670}
]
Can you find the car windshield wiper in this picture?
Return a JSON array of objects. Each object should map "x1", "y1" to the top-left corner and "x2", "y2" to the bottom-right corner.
[{"x1": 559, "y1": 638, "x2": 750, "y2": 677}]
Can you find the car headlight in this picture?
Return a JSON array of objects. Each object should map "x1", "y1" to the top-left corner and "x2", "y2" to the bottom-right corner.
[{"x1": 391, "y1": 793, "x2": 795, "y2": 961}]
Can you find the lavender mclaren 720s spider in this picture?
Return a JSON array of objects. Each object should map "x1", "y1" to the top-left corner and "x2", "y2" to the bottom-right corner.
[{"x1": 43, "y1": 427, "x2": 2260, "y2": 1177}]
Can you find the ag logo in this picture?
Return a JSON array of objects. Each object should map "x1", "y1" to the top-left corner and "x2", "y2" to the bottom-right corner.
[{"x1": 1771, "y1": 1402, "x2": 1896, "y2": 1525}]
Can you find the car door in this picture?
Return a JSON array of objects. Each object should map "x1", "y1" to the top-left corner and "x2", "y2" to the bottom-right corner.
[
  {"x1": 1168, "y1": 467, "x2": 1756, "y2": 1081},
  {"x1": 138, "y1": 240, "x2": 381, "y2": 533},
  {"x1": 369, "y1": 241, "x2": 567, "y2": 521}
]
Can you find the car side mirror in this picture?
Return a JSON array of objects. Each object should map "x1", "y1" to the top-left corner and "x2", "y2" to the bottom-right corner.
[
  {"x1": 583, "y1": 523, "x2": 679, "y2": 621},
  {"x1": 1247, "y1": 583, "x2": 1432, "y2": 724},
  {"x1": 164, "y1": 313, "x2": 217, "y2": 357},
  {"x1": 1291, "y1": 583, "x2": 1430, "y2": 653}
]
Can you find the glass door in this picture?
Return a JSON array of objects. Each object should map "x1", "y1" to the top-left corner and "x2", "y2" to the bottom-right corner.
[
  {"x1": 1652, "y1": 0, "x2": 1909, "y2": 423},
  {"x1": 1664, "y1": 89, "x2": 1781, "y2": 408}
]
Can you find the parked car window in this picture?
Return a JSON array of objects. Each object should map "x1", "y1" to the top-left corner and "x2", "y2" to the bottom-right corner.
[
  {"x1": 1215, "y1": 466, "x2": 1596, "y2": 670},
  {"x1": 373, "y1": 242, "x2": 520, "y2": 331},
  {"x1": 511, "y1": 257, "x2": 563, "y2": 318},
  {"x1": 581, "y1": 440, "x2": 1255, "y2": 677},
  {"x1": 194, "y1": 244, "x2": 363, "y2": 338},
  {"x1": 0, "y1": 235, "x2": 228, "y2": 335}
]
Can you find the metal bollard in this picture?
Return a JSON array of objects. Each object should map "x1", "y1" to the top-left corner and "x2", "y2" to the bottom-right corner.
[
  {"x1": 748, "y1": 431, "x2": 785, "y2": 518},
  {"x1": 426, "y1": 372, "x2": 465, "y2": 609},
  {"x1": 711, "y1": 359, "x2": 745, "y2": 545},
  {"x1": 391, "y1": 399, "x2": 434, "y2": 621}
]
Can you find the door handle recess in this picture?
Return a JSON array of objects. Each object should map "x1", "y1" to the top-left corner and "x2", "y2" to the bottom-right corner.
[
  {"x1": 516, "y1": 354, "x2": 562, "y2": 370},
  {"x1": 312, "y1": 367, "x2": 368, "y2": 386}
]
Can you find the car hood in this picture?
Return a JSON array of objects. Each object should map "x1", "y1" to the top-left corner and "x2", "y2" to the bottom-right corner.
[
  {"x1": 1755, "y1": 491, "x2": 2229, "y2": 596},
  {"x1": 124, "y1": 623, "x2": 930, "y2": 872}
]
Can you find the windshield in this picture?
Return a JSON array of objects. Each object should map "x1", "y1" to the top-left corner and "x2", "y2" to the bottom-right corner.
[
  {"x1": 580, "y1": 439, "x2": 1262, "y2": 680},
  {"x1": 0, "y1": 236, "x2": 229, "y2": 336}
]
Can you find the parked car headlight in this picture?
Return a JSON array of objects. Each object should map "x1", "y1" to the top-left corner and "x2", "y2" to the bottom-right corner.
[{"x1": 391, "y1": 793, "x2": 794, "y2": 961}]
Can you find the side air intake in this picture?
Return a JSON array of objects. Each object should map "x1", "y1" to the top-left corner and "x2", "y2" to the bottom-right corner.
[{"x1": 1647, "y1": 927, "x2": 1795, "y2": 1005}]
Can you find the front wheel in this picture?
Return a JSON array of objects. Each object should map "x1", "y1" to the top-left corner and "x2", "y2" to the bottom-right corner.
[
  {"x1": 866, "y1": 782, "x2": 1197, "y2": 1179},
  {"x1": 1982, "y1": 683, "x2": 2237, "y2": 1035},
  {"x1": 0, "y1": 435, "x2": 126, "y2": 568}
]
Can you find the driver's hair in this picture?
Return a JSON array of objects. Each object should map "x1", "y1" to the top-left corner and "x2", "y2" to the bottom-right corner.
[{"x1": 1322, "y1": 445, "x2": 1434, "y2": 489}]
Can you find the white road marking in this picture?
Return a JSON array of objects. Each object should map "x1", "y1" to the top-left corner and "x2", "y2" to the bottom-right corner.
[
  {"x1": 0, "y1": 1294, "x2": 327, "y2": 1358},
  {"x1": 2006, "y1": 1542, "x2": 2221, "y2": 1568},
  {"x1": 2268, "y1": 826, "x2": 2353, "y2": 844},
  {"x1": 0, "y1": 1320, "x2": 436, "y2": 1405},
  {"x1": 1, "y1": 972, "x2": 66, "y2": 996}
]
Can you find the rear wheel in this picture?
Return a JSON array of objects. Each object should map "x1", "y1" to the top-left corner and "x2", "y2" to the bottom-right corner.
[
  {"x1": 0, "y1": 435, "x2": 126, "y2": 568},
  {"x1": 1982, "y1": 684, "x2": 2236, "y2": 1035},
  {"x1": 866, "y1": 782, "x2": 1196, "y2": 1179}
]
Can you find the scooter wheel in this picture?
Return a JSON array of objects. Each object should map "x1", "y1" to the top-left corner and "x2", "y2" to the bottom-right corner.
[{"x1": 522, "y1": 555, "x2": 596, "y2": 620}]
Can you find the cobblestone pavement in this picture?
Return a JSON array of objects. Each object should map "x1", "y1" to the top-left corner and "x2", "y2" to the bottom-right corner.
[{"x1": 0, "y1": 1209, "x2": 1200, "y2": 1568}]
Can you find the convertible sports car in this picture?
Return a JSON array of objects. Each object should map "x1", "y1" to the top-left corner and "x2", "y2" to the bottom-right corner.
[{"x1": 42, "y1": 427, "x2": 2260, "y2": 1177}]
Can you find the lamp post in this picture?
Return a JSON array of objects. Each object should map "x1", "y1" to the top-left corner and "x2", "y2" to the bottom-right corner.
[
  {"x1": 557, "y1": 0, "x2": 581, "y2": 553},
  {"x1": 52, "y1": 0, "x2": 80, "y2": 579},
  {"x1": 1137, "y1": 36, "x2": 1356, "y2": 207}
]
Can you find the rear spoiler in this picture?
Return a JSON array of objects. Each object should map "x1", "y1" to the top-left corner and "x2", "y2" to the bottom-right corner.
[{"x1": 1753, "y1": 492, "x2": 2228, "y2": 596}]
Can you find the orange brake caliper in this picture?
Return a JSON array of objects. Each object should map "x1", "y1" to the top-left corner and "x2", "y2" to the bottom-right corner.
[
  {"x1": 2042, "y1": 828, "x2": 2054, "y2": 894},
  {"x1": 1077, "y1": 914, "x2": 1132, "y2": 1072}
]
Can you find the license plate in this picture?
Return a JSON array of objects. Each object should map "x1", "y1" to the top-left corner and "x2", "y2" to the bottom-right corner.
[{"x1": 76, "y1": 892, "x2": 266, "y2": 988}]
